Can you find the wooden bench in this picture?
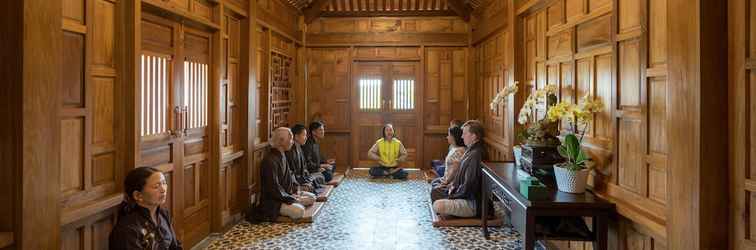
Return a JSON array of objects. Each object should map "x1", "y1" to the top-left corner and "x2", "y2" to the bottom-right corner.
[
  {"x1": 275, "y1": 202, "x2": 326, "y2": 223},
  {"x1": 315, "y1": 185, "x2": 334, "y2": 202},
  {"x1": 429, "y1": 203, "x2": 504, "y2": 227},
  {"x1": 326, "y1": 172, "x2": 345, "y2": 186}
]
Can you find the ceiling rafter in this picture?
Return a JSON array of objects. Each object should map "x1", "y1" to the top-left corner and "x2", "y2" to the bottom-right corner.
[
  {"x1": 304, "y1": 0, "x2": 331, "y2": 23},
  {"x1": 446, "y1": 0, "x2": 470, "y2": 21}
]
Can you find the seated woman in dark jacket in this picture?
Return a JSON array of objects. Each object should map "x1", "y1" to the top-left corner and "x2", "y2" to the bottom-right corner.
[
  {"x1": 109, "y1": 167, "x2": 182, "y2": 250},
  {"x1": 432, "y1": 120, "x2": 485, "y2": 218}
]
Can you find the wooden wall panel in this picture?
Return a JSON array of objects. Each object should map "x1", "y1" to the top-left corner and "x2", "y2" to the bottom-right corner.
[
  {"x1": 319, "y1": 134, "x2": 351, "y2": 173},
  {"x1": 307, "y1": 17, "x2": 468, "y2": 46},
  {"x1": 63, "y1": 0, "x2": 85, "y2": 24},
  {"x1": 257, "y1": 0, "x2": 301, "y2": 43},
  {"x1": 307, "y1": 48, "x2": 351, "y2": 130},
  {"x1": 60, "y1": 118, "x2": 85, "y2": 196},
  {"x1": 93, "y1": 77, "x2": 115, "y2": 146},
  {"x1": 732, "y1": 0, "x2": 756, "y2": 249},
  {"x1": 512, "y1": 0, "x2": 669, "y2": 248},
  {"x1": 62, "y1": 32, "x2": 85, "y2": 107},
  {"x1": 59, "y1": 3, "x2": 123, "y2": 248},
  {"x1": 424, "y1": 47, "x2": 467, "y2": 131},
  {"x1": 618, "y1": 39, "x2": 641, "y2": 107},
  {"x1": 219, "y1": 8, "x2": 247, "y2": 229},
  {"x1": 471, "y1": 4, "x2": 513, "y2": 161}
]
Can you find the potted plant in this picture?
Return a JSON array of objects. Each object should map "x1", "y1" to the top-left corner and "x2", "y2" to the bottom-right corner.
[
  {"x1": 547, "y1": 96, "x2": 604, "y2": 193},
  {"x1": 491, "y1": 82, "x2": 564, "y2": 174}
]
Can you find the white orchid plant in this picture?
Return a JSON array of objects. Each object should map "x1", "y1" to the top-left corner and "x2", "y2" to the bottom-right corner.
[{"x1": 489, "y1": 81, "x2": 519, "y2": 112}]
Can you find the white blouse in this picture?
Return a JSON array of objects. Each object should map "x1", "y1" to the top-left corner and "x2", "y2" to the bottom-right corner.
[{"x1": 441, "y1": 145, "x2": 466, "y2": 184}]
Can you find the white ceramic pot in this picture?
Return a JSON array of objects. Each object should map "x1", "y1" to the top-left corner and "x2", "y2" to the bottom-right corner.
[{"x1": 553, "y1": 165, "x2": 590, "y2": 193}]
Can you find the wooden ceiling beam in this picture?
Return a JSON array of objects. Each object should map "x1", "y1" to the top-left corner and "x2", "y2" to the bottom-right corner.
[
  {"x1": 319, "y1": 10, "x2": 458, "y2": 18},
  {"x1": 304, "y1": 0, "x2": 331, "y2": 23},
  {"x1": 446, "y1": 0, "x2": 470, "y2": 21}
]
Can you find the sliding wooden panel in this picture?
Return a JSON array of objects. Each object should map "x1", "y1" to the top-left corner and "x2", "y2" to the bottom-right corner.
[{"x1": 60, "y1": 0, "x2": 124, "y2": 248}]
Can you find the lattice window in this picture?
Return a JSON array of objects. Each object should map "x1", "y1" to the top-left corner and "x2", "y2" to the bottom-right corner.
[
  {"x1": 270, "y1": 52, "x2": 292, "y2": 129},
  {"x1": 359, "y1": 79, "x2": 381, "y2": 110},
  {"x1": 184, "y1": 60, "x2": 208, "y2": 129},
  {"x1": 140, "y1": 54, "x2": 170, "y2": 136},
  {"x1": 392, "y1": 79, "x2": 415, "y2": 110}
]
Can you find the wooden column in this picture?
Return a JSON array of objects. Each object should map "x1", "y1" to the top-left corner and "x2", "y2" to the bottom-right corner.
[
  {"x1": 245, "y1": 0, "x2": 260, "y2": 203},
  {"x1": 666, "y1": 0, "x2": 729, "y2": 249},
  {"x1": 0, "y1": 0, "x2": 62, "y2": 248}
]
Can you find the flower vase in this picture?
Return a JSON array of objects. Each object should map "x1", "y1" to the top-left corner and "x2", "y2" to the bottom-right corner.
[{"x1": 553, "y1": 164, "x2": 590, "y2": 193}]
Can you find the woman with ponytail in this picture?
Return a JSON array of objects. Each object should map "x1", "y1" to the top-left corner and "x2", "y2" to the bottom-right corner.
[{"x1": 109, "y1": 167, "x2": 182, "y2": 250}]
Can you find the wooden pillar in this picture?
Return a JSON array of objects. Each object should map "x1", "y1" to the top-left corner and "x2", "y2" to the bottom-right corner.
[
  {"x1": 0, "y1": 0, "x2": 62, "y2": 248},
  {"x1": 666, "y1": 0, "x2": 729, "y2": 249},
  {"x1": 245, "y1": 0, "x2": 259, "y2": 204}
]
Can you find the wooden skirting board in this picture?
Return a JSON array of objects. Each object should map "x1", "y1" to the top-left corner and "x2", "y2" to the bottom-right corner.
[
  {"x1": 429, "y1": 203, "x2": 504, "y2": 227},
  {"x1": 275, "y1": 202, "x2": 326, "y2": 223}
]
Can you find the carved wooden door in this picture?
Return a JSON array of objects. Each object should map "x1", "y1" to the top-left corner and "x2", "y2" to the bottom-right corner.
[
  {"x1": 352, "y1": 62, "x2": 420, "y2": 168},
  {"x1": 139, "y1": 13, "x2": 211, "y2": 247}
]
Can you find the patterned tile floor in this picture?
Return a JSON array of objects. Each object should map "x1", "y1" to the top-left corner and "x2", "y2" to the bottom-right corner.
[{"x1": 204, "y1": 170, "x2": 526, "y2": 250}]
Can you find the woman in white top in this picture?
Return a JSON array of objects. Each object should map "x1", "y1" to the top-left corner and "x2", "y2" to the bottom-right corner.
[{"x1": 430, "y1": 125, "x2": 466, "y2": 201}]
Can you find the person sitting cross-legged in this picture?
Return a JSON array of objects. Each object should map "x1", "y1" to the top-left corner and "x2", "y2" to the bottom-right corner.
[
  {"x1": 368, "y1": 123, "x2": 409, "y2": 179},
  {"x1": 430, "y1": 125, "x2": 466, "y2": 202},
  {"x1": 302, "y1": 121, "x2": 335, "y2": 185},
  {"x1": 286, "y1": 124, "x2": 320, "y2": 193},
  {"x1": 432, "y1": 120, "x2": 485, "y2": 218},
  {"x1": 247, "y1": 127, "x2": 316, "y2": 222}
]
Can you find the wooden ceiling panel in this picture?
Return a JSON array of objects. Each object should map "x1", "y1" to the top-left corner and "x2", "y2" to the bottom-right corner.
[{"x1": 286, "y1": 0, "x2": 483, "y2": 22}]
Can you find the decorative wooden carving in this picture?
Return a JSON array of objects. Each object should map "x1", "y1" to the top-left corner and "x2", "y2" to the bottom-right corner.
[{"x1": 270, "y1": 51, "x2": 293, "y2": 130}]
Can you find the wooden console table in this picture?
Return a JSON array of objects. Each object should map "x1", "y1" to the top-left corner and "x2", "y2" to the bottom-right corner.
[{"x1": 481, "y1": 162, "x2": 615, "y2": 250}]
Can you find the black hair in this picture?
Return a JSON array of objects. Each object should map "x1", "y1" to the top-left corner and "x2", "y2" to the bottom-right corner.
[
  {"x1": 382, "y1": 124, "x2": 396, "y2": 140},
  {"x1": 450, "y1": 119, "x2": 464, "y2": 128},
  {"x1": 291, "y1": 123, "x2": 307, "y2": 136},
  {"x1": 118, "y1": 167, "x2": 161, "y2": 219},
  {"x1": 308, "y1": 121, "x2": 324, "y2": 134},
  {"x1": 449, "y1": 126, "x2": 464, "y2": 147}
]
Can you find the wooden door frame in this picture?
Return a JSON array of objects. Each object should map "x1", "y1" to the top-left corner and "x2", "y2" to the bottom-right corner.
[{"x1": 350, "y1": 60, "x2": 423, "y2": 169}]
